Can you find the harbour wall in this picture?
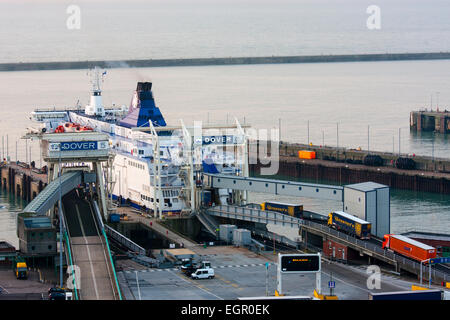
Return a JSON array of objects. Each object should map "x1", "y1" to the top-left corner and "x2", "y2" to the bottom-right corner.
[
  {"x1": 1, "y1": 52, "x2": 450, "y2": 72},
  {"x1": 0, "y1": 162, "x2": 47, "y2": 203},
  {"x1": 250, "y1": 140, "x2": 450, "y2": 194}
]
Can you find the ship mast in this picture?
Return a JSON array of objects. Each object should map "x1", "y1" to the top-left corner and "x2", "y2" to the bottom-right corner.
[{"x1": 85, "y1": 67, "x2": 106, "y2": 117}]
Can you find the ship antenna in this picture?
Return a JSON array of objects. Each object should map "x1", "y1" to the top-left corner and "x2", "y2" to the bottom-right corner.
[{"x1": 88, "y1": 66, "x2": 107, "y2": 94}]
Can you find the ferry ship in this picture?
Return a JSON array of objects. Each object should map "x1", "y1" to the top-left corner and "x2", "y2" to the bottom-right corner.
[{"x1": 30, "y1": 68, "x2": 248, "y2": 216}]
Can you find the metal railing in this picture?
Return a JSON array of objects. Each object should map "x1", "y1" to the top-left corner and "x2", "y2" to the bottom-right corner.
[
  {"x1": 301, "y1": 219, "x2": 449, "y2": 283},
  {"x1": 102, "y1": 229, "x2": 123, "y2": 300},
  {"x1": 206, "y1": 205, "x2": 450, "y2": 283},
  {"x1": 207, "y1": 205, "x2": 303, "y2": 229},
  {"x1": 104, "y1": 225, "x2": 146, "y2": 256}
]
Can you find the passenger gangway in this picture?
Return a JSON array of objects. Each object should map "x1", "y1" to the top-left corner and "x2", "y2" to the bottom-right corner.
[
  {"x1": 203, "y1": 174, "x2": 343, "y2": 201},
  {"x1": 22, "y1": 171, "x2": 83, "y2": 215}
]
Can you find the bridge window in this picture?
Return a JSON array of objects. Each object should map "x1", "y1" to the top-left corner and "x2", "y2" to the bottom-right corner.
[
  {"x1": 282, "y1": 185, "x2": 285, "y2": 189},
  {"x1": 233, "y1": 180, "x2": 236, "y2": 184},
  {"x1": 218, "y1": 179, "x2": 221, "y2": 182},
  {"x1": 333, "y1": 190, "x2": 336, "y2": 194},
  {"x1": 249, "y1": 182, "x2": 252, "y2": 186},
  {"x1": 316, "y1": 188, "x2": 319, "y2": 192},
  {"x1": 265, "y1": 183, "x2": 268, "y2": 187},
  {"x1": 298, "y1": 187, "x2": 302, "y2": 191}
]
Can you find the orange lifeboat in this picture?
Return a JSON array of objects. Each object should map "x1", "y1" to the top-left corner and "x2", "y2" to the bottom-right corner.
[
  {"x1": 54, "y1": 125, "x2": 65, "y2": 133},
  {"x1": 57, "y1": 122, "x2": 93, "y2": 133}
]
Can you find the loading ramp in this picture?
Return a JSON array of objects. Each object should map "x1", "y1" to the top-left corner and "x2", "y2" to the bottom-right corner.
[{"x1": 62, "y1": 190, "x2": 121, "y2": 300}]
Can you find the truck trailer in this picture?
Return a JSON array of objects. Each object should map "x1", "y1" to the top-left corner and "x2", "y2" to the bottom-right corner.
[
  {"x1": 328, "y1": 211, "x2": 371, "y2": 239},
  {"x1": 382, "y1": 234, "x2": 437, "y2": 262},
  {"x1": 260, "y1": 202, "x2": 303, "y2": 218}
]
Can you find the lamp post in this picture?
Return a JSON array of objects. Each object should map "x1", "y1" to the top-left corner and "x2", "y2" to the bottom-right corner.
[{"x1": 59, "y1": 148, "x2": 63, "y2": 288}]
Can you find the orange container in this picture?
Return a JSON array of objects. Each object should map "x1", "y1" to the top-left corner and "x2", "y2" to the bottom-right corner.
[{"x1": 298, "y1": 150, "x2": 316, "y2": 159}]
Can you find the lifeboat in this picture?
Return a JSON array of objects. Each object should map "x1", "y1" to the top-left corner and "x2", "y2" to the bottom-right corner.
[{"x1": 54, "y1": 122, "x2": 94, "y2": 133}]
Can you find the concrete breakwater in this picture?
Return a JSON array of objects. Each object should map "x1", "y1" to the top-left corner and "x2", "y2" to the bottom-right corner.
[
  {"x1": 250, "y1": 141, "x2": 450, "y2": 194},
  {"x1": 1, "y1": 52, "x2": 450, "y2": 72}
]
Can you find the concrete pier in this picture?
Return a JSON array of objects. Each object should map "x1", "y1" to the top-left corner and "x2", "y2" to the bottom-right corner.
[
  {"x1": 0, "y1": 162, "x2": 47, "y2": 202},
  {"x1": 410, "y1": 110, "x2": 450, "y2": 133},
  {"x1": 252, "y1": 141, "x2": 450, "y2": 194}
]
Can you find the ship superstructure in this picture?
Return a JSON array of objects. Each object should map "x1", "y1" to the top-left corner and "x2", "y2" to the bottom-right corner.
[{"x1": 30, "y1": 68, "x2": 249, "y2": 217}]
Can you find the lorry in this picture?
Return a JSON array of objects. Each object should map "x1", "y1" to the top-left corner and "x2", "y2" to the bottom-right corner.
[
  {"x1": 382, "y1": 234, "x2": 437, "y2": 262},
  {"x1": 260, "y1": 202, "x2": 303, "y2": 218},
  {"x1": 13, "y1": 257, "x2": 28, "y2": 280},
  {"x1": 327, "y1": 211, "x2": 371, "y2": 239}
]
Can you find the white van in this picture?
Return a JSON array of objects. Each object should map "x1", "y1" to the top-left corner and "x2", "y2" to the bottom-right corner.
[{"x1": 191, "y1": 268, "x2": 215, "y2": 280}]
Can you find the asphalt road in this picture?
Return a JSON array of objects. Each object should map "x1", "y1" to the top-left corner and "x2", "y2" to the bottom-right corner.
[{"x1": 118, "y1": 247, "x2": 421, "y2": 300}]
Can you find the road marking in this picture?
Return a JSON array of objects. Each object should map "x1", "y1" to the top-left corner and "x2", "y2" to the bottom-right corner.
[
  {"x1": 74, "y1": 202, "x2": 99, "y2": 300},
  {"x1": 167, "y1": 269, "x2": 224, "y2": 300},
  {"x1": 89, "y1": 201, "x2": 117, "y2": 300},
  {"x1": 0, "y1": 284, "x2": 9, "y2": 294}
]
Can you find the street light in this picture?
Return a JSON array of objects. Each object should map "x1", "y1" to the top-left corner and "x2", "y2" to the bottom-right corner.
[{"x1": 59, "y1": 148, "x2": 63, "y2": 288}]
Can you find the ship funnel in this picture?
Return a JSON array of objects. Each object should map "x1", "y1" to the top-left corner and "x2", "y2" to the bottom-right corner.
[{"x1": 119, "y1": 81, "x2": 167, "y2": 128}]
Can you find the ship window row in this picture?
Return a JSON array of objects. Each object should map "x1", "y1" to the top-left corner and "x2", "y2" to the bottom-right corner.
[
  {"x1": 141, "y1": 194, "x2": 159, "y2": 203},
  {"x1": 163, "y1": 190, "x2": 179, "y2": 197},
  {"x1": 128, "y1": 160, "x2": 146, "y2": 170}
]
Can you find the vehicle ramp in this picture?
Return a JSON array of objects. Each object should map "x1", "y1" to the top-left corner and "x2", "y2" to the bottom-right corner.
[{"x1": 62, "y1": 190, "x2": 121, "y2": 300}]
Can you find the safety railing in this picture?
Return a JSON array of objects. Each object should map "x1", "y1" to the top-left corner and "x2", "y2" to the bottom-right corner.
[
  {"x1": 102, "y1": 229, "x2": 123, "y2": 300},
  {"x1": 207, "y1": 205, "x2": 303, "y2": 228},
  {"x1": 301, "y1": 220, "x2": 450, "y2": 283},
  {"x1": 207, "y1": 205, "x2": 450, "y2": 283},
  {"x1": 104, "y1": 224, "x2": 146, "y2": 256},
  {"x1": 63, "y1": 231, "x2": 79, "y2": 300}
]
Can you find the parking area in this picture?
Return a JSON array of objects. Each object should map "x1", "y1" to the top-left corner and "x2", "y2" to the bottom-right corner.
[
  {"x1": 118, "y1": 245, "x2": 418, "y2": 300},
  {"x1": 0, "y1": 268, "x2": 50, "y2": 300}
]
